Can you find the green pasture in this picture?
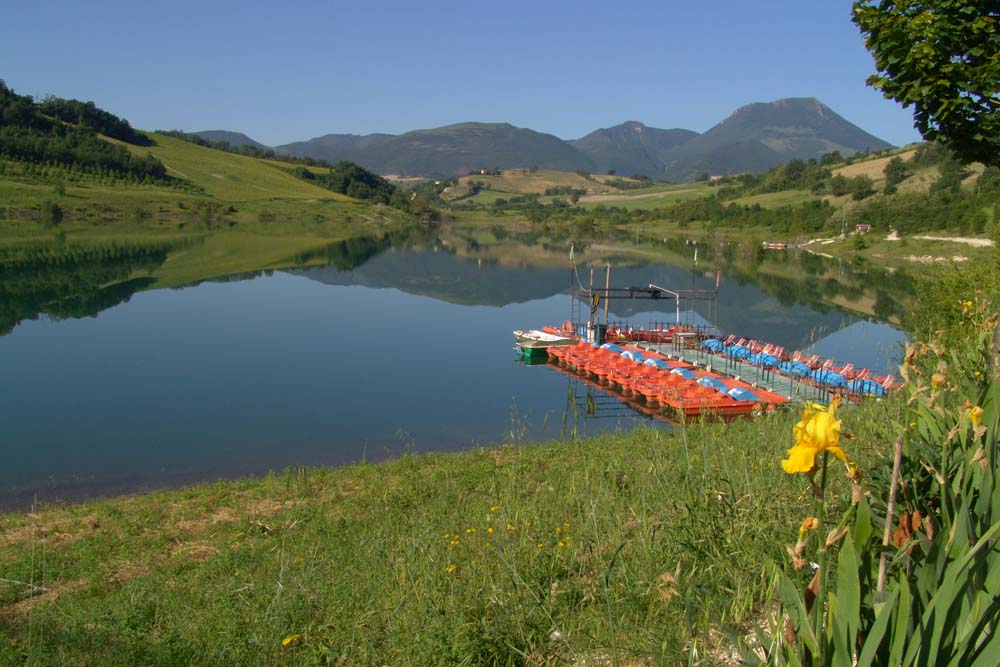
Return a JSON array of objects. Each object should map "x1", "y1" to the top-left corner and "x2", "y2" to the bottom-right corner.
[{"x1": 730, "y1": 189, "x2": 818, "y2": 208}]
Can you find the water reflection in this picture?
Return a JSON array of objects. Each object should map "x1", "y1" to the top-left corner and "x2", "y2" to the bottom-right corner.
[{"x1": 0, "y1": 228, "x2": 911, "y2": 507}]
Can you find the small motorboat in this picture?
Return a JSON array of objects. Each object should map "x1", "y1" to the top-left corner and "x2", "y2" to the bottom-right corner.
[{"x1": 514, "y1": 329, "x2": 577, "y2": 361}]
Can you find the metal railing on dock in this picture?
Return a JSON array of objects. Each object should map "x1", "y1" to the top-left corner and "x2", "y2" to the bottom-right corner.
[{"x1": 634, "y1": 339, "x2": 838, "y2": 406}]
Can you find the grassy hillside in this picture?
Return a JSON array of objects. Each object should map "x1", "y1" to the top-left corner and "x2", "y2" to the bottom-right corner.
[
  {"x1": 125, "y1": 133, "x2": 350, "y2": 202},
  {"x1": 0, "y1": 131, "x2": 416, "y2": 238}
]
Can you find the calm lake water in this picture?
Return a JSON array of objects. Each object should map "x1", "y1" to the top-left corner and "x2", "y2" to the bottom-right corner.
[{"x1": 0, "y1": 241, "x2": 908, "y2": 508}]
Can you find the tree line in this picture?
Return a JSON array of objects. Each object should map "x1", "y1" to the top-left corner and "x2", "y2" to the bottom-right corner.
[{"x1": 0, "y1": 81, "x2": 168, "y2": 182}]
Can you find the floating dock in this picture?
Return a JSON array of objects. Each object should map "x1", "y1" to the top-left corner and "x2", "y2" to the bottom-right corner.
[
  {"x1": 515, "y1": 259, "x2": 894, "y2": 419},
  {"x1": 548, "y1": 341, "x2": 790, "y2": 420}
]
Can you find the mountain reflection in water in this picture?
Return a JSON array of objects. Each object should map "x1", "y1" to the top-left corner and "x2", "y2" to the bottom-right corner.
[{"x1": 0, "y1": 231, "x2": 909, "y2": 508}]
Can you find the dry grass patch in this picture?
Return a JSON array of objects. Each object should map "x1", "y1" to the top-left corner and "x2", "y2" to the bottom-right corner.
[
  {"x1": 457, "y1": 169, "x2": 613, "y2": 195},
  {"x1": 0, "y1": 513, "x2": 100, "y2": 548},
  {"x1": 833, "y1": 150, "x2": 916, "y2": 181},
  {"x1": 170, "y1": 541, "x2": 219, "y2": 563},
  {"x1": 0, "y1": 578, "x2": 88, "y2": 619},
  {"x1": 106, "y1": 559, "x2": 149, "y2": 586},
  {"x1": 578, "y1": 188, "x2": 698, "y2": 203}
]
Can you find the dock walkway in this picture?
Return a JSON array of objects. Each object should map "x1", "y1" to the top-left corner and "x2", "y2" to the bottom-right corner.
[{"x1": 634, "y1": 339, "x2": 836, "y2": 406}]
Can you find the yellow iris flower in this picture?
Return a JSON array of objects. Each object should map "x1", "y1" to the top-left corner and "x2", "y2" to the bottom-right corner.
[
  {"x1": 781, "y1": 395, "x2": 847, "y2": 475},
  {"x1": 970, "y1": 405, "x2": 984, "y2": 427}
]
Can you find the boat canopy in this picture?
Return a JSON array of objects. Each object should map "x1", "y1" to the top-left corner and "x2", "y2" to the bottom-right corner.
[
  {"x1": 697, "y1": 376, "x2": 728, "y2": 392},
  {"x1": 701, "y1": 339, "x2": 725, "y2": 353},
  {"x1": 811, "y1": 369, "x2": 847, "y2": 388},
  {"x1": 727, "y1": 387, "x2": 759, "y2": 402}
]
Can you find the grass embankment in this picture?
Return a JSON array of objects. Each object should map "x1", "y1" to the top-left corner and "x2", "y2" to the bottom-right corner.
[{"x1": 0, "y1": 404, "x2": 890, "y2": 666}]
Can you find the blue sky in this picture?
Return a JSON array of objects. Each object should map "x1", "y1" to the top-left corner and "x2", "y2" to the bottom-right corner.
[{"x1": 2, "y1": 1, "x2": 922, "y2": 147}]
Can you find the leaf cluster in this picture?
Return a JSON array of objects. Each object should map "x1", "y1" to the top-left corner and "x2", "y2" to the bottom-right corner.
[{"x1": 853, "y1": 1, "x2": 1000, "y2": 166}]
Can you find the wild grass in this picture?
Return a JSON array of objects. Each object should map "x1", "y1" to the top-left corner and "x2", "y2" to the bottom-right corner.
[{"x1": 0, "y1": 406, "x2": 885, "y2": 666}]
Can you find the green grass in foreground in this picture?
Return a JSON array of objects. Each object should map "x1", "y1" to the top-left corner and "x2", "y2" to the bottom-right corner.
[{"x1": 0, "y1": 406, "x2": 892, "y2": 666}]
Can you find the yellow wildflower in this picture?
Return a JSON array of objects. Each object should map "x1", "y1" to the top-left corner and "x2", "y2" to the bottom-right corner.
[
  {"x1": 781, "y1": 395, "x2": 849, "y2": 476},
  {"x1": 444, "y1": 564, "x2": 456, "y2": 574},
  {"x1": 465, "y1": 528, "x2": 476, "y2": 534},
  {"x1": 486, "y1": 526, "x2": 494, "y2": 535},
  {"x1": 970, "y1": 405, "x2": 984, "y2": 427},
  {"x1": 281, "y1": 634, "x2": 303, "y2": 647}
]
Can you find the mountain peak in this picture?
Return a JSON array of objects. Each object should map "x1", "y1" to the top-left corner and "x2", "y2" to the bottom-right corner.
[
  {"x1": 269, "y1": 98, "x2": 890, "y2": 181},
  {"x1": 663, "y1": 97, "x2": 893, "y2": 181}
]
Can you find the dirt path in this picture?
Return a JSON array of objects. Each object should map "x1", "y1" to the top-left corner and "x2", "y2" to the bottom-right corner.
[{"x1": 913, "y1": 235, "x2": 995, "y2": 247}]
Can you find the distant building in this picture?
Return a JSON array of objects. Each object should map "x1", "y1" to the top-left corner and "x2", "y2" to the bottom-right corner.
[{"x1": 855, "y1": 223, "x2": 873, "y2": 234}]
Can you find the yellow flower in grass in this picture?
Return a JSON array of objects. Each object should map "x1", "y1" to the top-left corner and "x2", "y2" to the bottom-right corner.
[{"x1": 781, "y1": 395, "x2": 849, "y2": 476}]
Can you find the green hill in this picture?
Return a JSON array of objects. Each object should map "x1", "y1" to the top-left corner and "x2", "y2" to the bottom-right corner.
[
  {"x1": 351, "y1": 122, "x2": 596, "y2": 176},
  {"x1": 0, "y1": 129, "x2": 416, "y2": 236},
  {"x1": 127, "y1": 133, "x2": 349, "y2": 201},
  {"x1": 192, "y1": 130, "x2": 268, "y2": 150},
  {"x1": 571, "y1": 122, "x2": 698, "y2": 177},
  {"x1": 274, "y1": 132, "x2": 396, "y2": 162}
]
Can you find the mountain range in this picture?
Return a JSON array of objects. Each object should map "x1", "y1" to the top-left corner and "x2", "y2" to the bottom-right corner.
[{"x1": 196, "y1": 97, "x2": 893, "y2": 181}]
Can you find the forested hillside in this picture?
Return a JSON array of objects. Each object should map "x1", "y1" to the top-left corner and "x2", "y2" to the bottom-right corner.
[{"x1": 0, "y1": 81, "x2": 167, "y2": 183}]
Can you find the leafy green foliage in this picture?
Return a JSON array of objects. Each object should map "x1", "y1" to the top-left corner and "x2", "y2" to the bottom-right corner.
[
  {"x1": 882, "y1": 156, "x2": 908, "y2": 194},
  {"x1": 0, "y1": 81, "x2": 167, "y2": 182},
  {"x1": 37, "y1": 96, "x2": 151, "y2": 146},
  {"x1": 852, "y1": 1, "x2": 1000, "y2": 166}
]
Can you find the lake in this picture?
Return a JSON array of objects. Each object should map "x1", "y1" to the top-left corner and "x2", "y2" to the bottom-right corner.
[{"x1": 0, "y1": 234, "x2": 909, "y2": 508}]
